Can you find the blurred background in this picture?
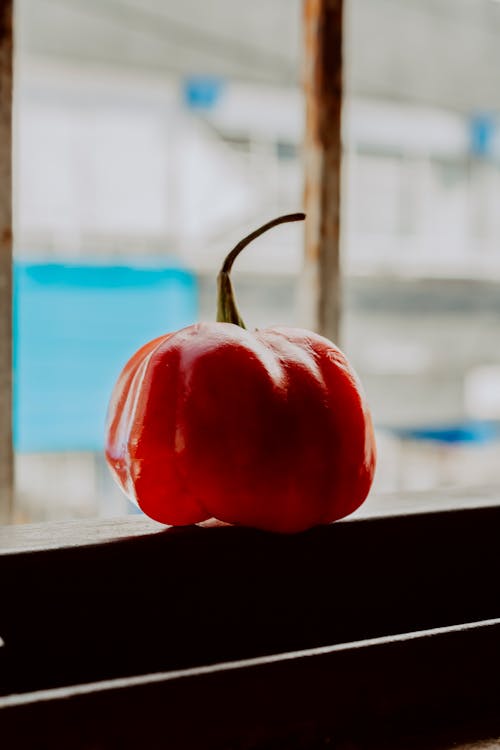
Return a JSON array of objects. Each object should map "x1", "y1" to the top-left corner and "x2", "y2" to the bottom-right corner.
[{"x1": 12, "y1": 0, "x2": 500, "y2": 521}]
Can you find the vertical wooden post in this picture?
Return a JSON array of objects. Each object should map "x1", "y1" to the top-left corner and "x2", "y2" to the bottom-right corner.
[
  {"x1": 302, "y1": 0, "x2": 343, "y2": 344},
  {"x1": 0, "y1": 0, "x2": 13, "y2": 524}
]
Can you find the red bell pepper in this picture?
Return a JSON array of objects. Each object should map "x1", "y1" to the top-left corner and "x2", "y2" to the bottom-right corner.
[{"x1": 105, "y1": 214, "x2": 376, "y2": 533}]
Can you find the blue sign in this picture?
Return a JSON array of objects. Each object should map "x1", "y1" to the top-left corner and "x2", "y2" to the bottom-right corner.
[
  {"x1": 183, "y1": 76, "x2": 224, "y2": 111},
  {"x1": 13, "y1": 261, "x2": 198, "y2": 452},
  {"x1": 391, "y1": 420, "x2": 500, "y2": 445},
  {"x1": 470, "y1": 114, "x2": 496, "y2": 157}
]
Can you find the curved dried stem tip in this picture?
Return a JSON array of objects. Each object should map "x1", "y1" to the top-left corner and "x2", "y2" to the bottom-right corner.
[{"x1": 216, "y1": 213, "x2": 306, "y2": 328}]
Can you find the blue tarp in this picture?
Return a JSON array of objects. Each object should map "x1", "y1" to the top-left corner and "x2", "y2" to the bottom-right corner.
[
  {"x1": 13, "y1": 261, "x2": 198, "y2": 452},
  {"x1": 389, "y1": 420, "x2": 500, "y2": 445}
]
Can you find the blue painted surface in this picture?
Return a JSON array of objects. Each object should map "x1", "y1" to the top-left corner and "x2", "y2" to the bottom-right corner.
[
  {"x1": 390, "y1": 420, "x2": 500, "y2": 445},
  {"x1": 470, "y1": 113, "x2": 496, "y2": 158},
  {"x1": 13, "y1": 261, "x2": 198, "y2": 452},
  {"x1": 183, "y1": 76, "x2": 224, "y2": 110}
]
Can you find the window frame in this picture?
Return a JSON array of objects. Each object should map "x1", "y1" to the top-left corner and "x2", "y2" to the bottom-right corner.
[{"x1": 0, "y1": 0, "x2": 13, "y2": 524}]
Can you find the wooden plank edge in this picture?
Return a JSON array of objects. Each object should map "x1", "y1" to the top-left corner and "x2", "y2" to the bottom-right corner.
[
  {"x1": 2, "y1": 616, "x2": 499, "y2": 709},
  {"x1": 1, "y1": 617, "x2": 500, "y2": 749},
  {"x1": 1, "y1": 500, "x2": 500, "y2": 556}
]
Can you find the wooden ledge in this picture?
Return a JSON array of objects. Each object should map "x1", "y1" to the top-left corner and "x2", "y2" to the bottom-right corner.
[
  {"x1": 1, "y1": 505, "x2": 500, "y2": 747},
  {"x1": 2, "y1": 618, "x2": 500, "y2": 749},
  {"x1": 1, "y1": 489, "x2": 500, "y2": 555},
  {"x1": 0, "y1": 514, "x2": 166, "y2": 554},
  {"x1": 2, "y1": 484, "x2": 500, "y2": 555}
]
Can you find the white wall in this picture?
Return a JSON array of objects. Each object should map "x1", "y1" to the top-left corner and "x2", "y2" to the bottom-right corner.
[{"x1": 14, "y1": 59, "x2": 500, "y2": 278}]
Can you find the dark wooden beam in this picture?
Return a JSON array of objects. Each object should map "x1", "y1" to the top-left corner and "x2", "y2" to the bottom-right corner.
[
  {"x1": 2, "y1": 505, "x2": 500, "y2": 746},
  {"x1": 0, "y1": 0, "x2": 12, "y2": 524},
  {"x1": 303, "y1": 0, "x2": 343, "y2": 344},
  {"x1": 1, "y1": 505, "x2": 500, "y2": 696},
  {"x1": 2, "y1": 618, "x2": 500, "y2": 749}
]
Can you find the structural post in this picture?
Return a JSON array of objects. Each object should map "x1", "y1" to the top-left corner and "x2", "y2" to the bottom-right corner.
[
  {"x1": 0, "y1": 0, "x2": 13, "y2": 524},
  {"x1": 302, "y1": 0, "x2": 343, "y2": 344}
]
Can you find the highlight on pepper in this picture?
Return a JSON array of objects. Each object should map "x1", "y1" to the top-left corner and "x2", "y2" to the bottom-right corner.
[{"x1": 105, "y1": 214, "x2": 376, "y2": 533}]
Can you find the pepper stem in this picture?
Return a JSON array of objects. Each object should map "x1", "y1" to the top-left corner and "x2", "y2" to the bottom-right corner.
[{"x1": 216, "y1": 213, "x2": 306, "y2": 328}]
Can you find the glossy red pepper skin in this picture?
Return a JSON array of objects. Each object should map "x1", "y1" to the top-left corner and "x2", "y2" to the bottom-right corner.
[{"x1": 105, "y1": 321, "x2": 376, "y2": 533}]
